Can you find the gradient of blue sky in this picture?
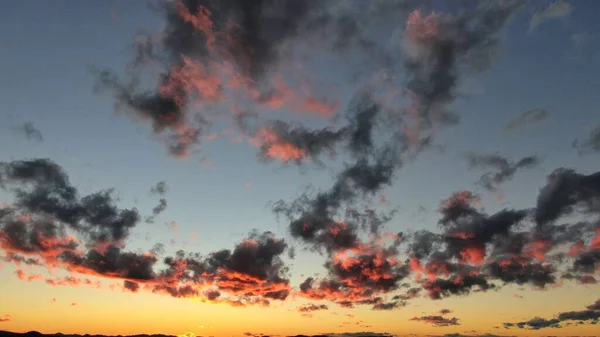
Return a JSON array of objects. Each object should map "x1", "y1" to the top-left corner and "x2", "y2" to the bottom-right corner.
[{"x1": 1, "y1": 1, "x2": 600, "y2": 336}]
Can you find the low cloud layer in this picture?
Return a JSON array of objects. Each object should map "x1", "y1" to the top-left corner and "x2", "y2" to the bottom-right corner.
[
  {"x1": 504, "y1": 299, "x2": 600, "y2": 330},
  {"x1": 2, "y1": 156, "x2": 599, "y2": 313}
]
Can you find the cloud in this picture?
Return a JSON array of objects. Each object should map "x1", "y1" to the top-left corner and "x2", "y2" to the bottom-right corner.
[
  {"x1": 0, "y1": 158, "x2": 294, "y2": 307},
  {"x1": 439, "y1": 309, "x2": 453, "y2": 315},
  {"x1": 0, "y1": 158, "x2": 140, "y2": 246},
  {"x1": 150, "y1": 181, "x2": 169, "y2": 195},
  {"x1": 91, "y1": 0, "x2": 420, "y2": 160},
  {"x1": 297, "y1": 303, "x2": 328, "y2": 312},
  {"x1": 465, "y1": 153, "x2": 540, "y2": 191},
  {"x1": 151, "y1": 198, "x2": 168, "y2": 217},
  {"x1": 573, "y1": 126, "x2": 600, "y2": 154},
  {"x1": 1, "y1": 4, "x2": 598, "y2": 319},
  {"x1": 504, "y1": 299, "x2": 600, "y2": 329},
  {"x1": 503, "y1": 108, "x2": 549, "y2": 133},
  {"x1": 16, "y1": 122, "x2": 44, "y2": 142},
  {"x1": 0, "y1": 314, "x2": 12, "y2": 322},
  {"x1": 534, "y1": 168, "x2": 600, "y2": 226},
  {"x1": 401, "y1": 1, "x2": 524, "y2": 145},
  {"x1": 92, "y1": 66, "x2": 207, "y2": 159},
  {"x1": 410, "y1": 315, "x2": 461, "y2": 327},
  {"x1": 530, "y1": 1, "x2": 572, "y2": 31},
  {"x1": 2, "y1": 155, "x2": 600, "y2": 312},
  {"x1": 251, "y1": 121, "x2": 345, "y2": 165}
]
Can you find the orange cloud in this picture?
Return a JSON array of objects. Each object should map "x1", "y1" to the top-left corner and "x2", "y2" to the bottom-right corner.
[
  {"x1": 251, "y1": 127, "x2": 307, "y2": 163},
  {"x1": 14, "y1": 269, "x2": 42, "y2": 282}
]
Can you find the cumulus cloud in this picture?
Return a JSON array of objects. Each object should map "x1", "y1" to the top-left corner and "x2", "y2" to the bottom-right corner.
[
  {"x1": 2, "y1": 155, "x2": 600, "y2": 313},
  {"x1": 0, "y1": 158, "x2": 294, "y2": 307}
]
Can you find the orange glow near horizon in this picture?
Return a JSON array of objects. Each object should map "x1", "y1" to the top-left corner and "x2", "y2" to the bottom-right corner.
[{"x1": 1, "y1": 263, "x2": 599, "y2": 337}]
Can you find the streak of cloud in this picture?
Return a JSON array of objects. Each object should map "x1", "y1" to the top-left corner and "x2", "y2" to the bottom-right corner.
[
  {"x1": 530, "y1": 1, "x2": 572, "y2": 31},
  {"x1": 503, "y1": 108, "x2": 548, "y2": 133},
  {"x1": 465, "y1": 153, "x2": 541, "y2": 191}
]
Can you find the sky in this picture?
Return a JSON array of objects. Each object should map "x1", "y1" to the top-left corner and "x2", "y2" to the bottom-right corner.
[{"x1": 0, "y1": 1, "x2": 599, "y2": 337}]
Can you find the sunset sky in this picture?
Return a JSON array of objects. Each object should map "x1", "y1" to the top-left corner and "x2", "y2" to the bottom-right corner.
[{"x1": 1, "y1": 1, "x2": 599, "y2": 337}]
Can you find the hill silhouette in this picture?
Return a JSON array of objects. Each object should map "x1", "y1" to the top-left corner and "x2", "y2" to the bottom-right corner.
[{"x1": 0, "y1": 331, "x2": 174, "y2": 337}]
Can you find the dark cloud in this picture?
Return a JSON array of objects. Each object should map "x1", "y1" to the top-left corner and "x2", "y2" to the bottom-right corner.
[
  {"x1": 439, "y1": 309, "x2": 453, "y2": 315},
  {"x1": 410, "y1": 315, "x2": 461, "y2": 327},
  {"x1": 587, "y1": 299, "x2": 600, "y2": 311},
  {"x1": 0, "y1": 158, "x2": 140, "y2": 245},
  {"x1": 408, "y1": 230, "x2": 442, "y2": 259},
  {"x1": 572, "y1": 249, "x2": 600, "y2": 274},
  {"x1": 465, "y1": 153, "x2": 540, "y2": 191},
  {"x1": 372, "y1": 301, "x2": 403, "y2": 311},
  {"x1": 486, "y1": 258, "x2": 555, "y2": 288},
  {"x1": 503, "y1": 108, "x2": 549, "y2": 133},
  {"x1": 561, "y1": 273, "x2": 597, "y2": 284},
  {"x1": 16, "y1": 122, "x2": 44, "y2": 142},
  {"x1": 4, "y1": 157, "x2": 600, "y2": 312},
  {"x1": 504, "y1": 299, "x2": 600, "y2": 330},
  {"x1": 401, "y1": 0, "x2": 524, "y2": 141},
  {"x1": 3, "y1": 252, "x2": 42, "y2": 266},
  {"x1": 422, "y1": 273, "x2": 494, "y2": 300},
  {"x1": 503, "y1": 317, "x2": 561, "y2": 330},
  {"x1": 298, "y1": 303, "x2": 328, "y2": 312},
  {"x1": 152, "y1": 198, "x2": 168, "y2": 216},
  {"x1": 123, "y1": 280, "x2": 140, "y2": 292},
  {"x1": 158, "y1": 0, "x2": 314, "y2": 80},
  {"x1": 534, "y1": 168, "x2": 600, "y2": 226},
  {"x1": 92, "y1": 68, "x2": 206, "y2": 159},
  {"x1": 254, "y1": 120, "x2": 346, "y2": 165},
  {"x1": 92, "y1": 0, "x2": 420, "y2": 160},
  {"x1": 0, "y1": 158, "x2": 293, "y2": 307}
]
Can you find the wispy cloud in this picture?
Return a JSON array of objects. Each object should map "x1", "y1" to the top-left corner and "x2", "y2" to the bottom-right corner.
[
  {"x1": 530, "y1": 0, "x2": 573, "y2": 31},
  {"x1": 15, "y1": 122, "x2": 44, "y2": 142},
  {"x1": 504, "y1": 108, "x2": 549, "y2": 133}
]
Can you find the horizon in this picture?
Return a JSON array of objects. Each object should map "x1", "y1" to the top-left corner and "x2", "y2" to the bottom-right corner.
[{"x1": 0, "y1": 1, "x2": 599, "y2": 337}]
